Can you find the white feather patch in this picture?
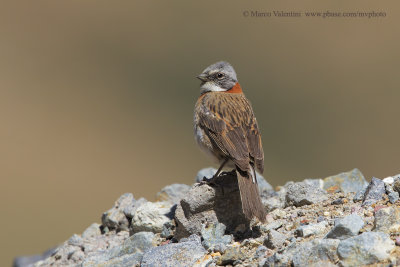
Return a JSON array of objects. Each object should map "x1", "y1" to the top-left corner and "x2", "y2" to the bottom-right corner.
[{"x1": 200, "y1": 82, "x2": 226, "y2": 93}]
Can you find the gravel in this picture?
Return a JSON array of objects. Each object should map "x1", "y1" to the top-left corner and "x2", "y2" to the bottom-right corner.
[{"x1": 14, "y1": 169, "x2": 400, "y2": 267}]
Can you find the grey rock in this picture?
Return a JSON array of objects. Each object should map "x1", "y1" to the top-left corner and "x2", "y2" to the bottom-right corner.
[
  {"x1": 386, "y1": 183, "x2": 399, "y2": 204},
  {"x1": 362, "y1": 177, "x2": 385, "y2": 206},
  {"x1": 195, "y1": 167, "x2": 218, "y2": 183},
  {"x1": 389, "y1": 191, "x2": 399, "y2": 204},
  {"x1": 218, "y1": 243, "x2": 244, "y2": 265},
  {"x1": 160, "y1": 220, "x2": 175, "y2": 239},
  {"x1": 285, "y1": 181, "x2": 328, "y2": 207},
  {"x1": 256, "y1": 172, "x2": 274, "y2": 195},
  {"x1": 393, "y1": 175, "x2": 400, "y2": 193},
  {"x1": 383, "y1": 176, "x2": 394, "y2": 184},
  {"x1": 131, "y1": 201, "x2": 173, "y2": 233},
  {"x1": 373, "y1": 206, "x2": 400, "y2": 234},
  {"x1": 83, "y1": 232, "x2": 156, "y2": 267},
  {"x1": 14, "y1": 248, "x2": 56, "y2": 267},
  {"x1": 337, "y1": 232, "x2": 395, "y2": 267},
  {"x1": 325, "y1": 214, "x2": 364, "y2": 240},
  {"x1": 260, "y1": 220, "x2": 283, "y2": 233},
  {"x1": 201, "y1": 222, "x2": 232, "y2": 251},
  {"x1": 262, "y1": 243, "x2": 297, "y2": 266},
  {"x1": 262, "y1": 196, "x2": 284, "y2": 212},
  {"x1": 264, "y1": 230, "x2": 286, "y2": 249},
  {"x1": 93, "y1": 253, "x2": 142, "y2": 267},
  {"x1": 295, "y1": 221, "x2": 328, "y2": 238},
  {"x1": 179, "y1": 233, "x2": 201, "y2": 243},
  {"x1": 37, "y1": 245, "x2": 82, "y2": 266},
  {"x1": 141, "y1": 234, "x2": 206, "y2": 267},
  {"x1": 33, "y1": 240, "x2": 87, "y2": 266},
  {"x1": 123, "y1": 197, "x2": 147, "y2": 219},
  {"x1": 323, "y1": 168, "x2": 368, "y2": 193},
  {"x1": 82, "y1": 253, "x2": 109, "y2": 266},
  {"x1": 303, "y1": 178, "x2": 324, "y2": 190},
  {"x1": 82, "y1": 223, "x2": 101, "y2": 239},
  {"x1": 36, "y1": 226, "x2": 131, "y2": 266},
  {"x1": 102, "y1": 193, "x2": 136, "y2": 231},
  {"x1": 175, "y1": 171, "x2": 250, "y2": 239},
  {"x1": 156, "y1": 183, "x2": 191, "y2": 204},
  {"x1": 353, "y1": 186, "x2": 367, "y2": 202},
  {"x1": 68, "y1": 234, "x2": 83, "y2": 247},
  {"x1": 15, "y1": 255, "x2": 45, "y2": 267},
  {"x1": 254, "y1": 245, "x2": 268, "y2": 259},
  {"x1": 112, "y1": 232, "x2": 156, "y2": 258},
  {"x1": 70, "y1": 250, "x2": 85, "y2": 262},
  {"x1": 85, "y1": 231, "x2": 129, "y2": 255},
  {"x1": 292, "y1": 239, "x2": 340, "y2": 267}
]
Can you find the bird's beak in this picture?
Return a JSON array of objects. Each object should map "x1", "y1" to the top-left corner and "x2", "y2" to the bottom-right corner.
[{"x1": 196, "y1": 73, "x2": 207, "y2": 82}]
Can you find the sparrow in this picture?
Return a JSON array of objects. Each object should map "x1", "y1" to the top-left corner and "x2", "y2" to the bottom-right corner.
[{"x1": 194, "y1": 61, "x2": 266, "y2": 222}]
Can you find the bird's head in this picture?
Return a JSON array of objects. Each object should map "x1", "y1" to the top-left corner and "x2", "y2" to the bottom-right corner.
[{"x1": 197, "y1": 61, "x2": 238, "y2": 94}]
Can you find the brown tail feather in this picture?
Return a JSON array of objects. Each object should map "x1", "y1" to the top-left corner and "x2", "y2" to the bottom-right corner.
[{"x1": 236, "y1": 169, "x2": 266, "y2": 222}]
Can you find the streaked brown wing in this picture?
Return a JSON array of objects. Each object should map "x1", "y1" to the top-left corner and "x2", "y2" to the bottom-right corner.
[
  {"x1": 247, "y1": 116, "x2": 264, "y2": 173},
  {"x1": 196, "y1": 92, "x2": 264, "y2": 173}
]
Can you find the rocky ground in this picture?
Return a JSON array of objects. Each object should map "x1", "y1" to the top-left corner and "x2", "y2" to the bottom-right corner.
[{"x1": 14, "y1": 168, "x2": 400, "y2": 267}]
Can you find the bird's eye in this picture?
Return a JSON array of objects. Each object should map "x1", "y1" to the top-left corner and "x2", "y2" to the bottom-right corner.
[{"x1": 216, "y1": 73, "x2": 224, "y2": 79}]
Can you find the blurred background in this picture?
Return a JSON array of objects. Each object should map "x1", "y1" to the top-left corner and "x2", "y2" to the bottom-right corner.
[{"x1": 1, "y1": 0, "x2": 399, "y2": 265}]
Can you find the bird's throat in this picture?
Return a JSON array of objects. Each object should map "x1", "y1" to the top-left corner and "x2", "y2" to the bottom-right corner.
[{"x1": 226, "y1": 83, "x2": 243, "y2": 94}]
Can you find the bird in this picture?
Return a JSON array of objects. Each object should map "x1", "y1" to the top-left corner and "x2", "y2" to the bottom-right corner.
[{"x1": 194, "y1": 61, "x2": 266, "y2": 222}]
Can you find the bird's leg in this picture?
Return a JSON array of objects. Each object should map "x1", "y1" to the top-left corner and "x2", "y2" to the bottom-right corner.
[
  {"x1": 202, "y1": 158, "x2": 229, "y2": 183},
  {"x1": 213, "y1": 158, "x2": 229, "y2": 179}
]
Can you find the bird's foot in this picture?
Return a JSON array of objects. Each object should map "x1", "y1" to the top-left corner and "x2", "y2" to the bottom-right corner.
[{"x1": 201, "y1": 176, "x2": 217, "y2": 185}]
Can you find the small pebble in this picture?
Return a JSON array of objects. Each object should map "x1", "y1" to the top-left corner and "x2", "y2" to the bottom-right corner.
[
  {"x1": 211, "y1": 252, "x2": 221, "y2": 257},
  {"x1": 396, "y1": 237, "x2": 400, "y2": 246},
  {"x1": 351, "y1": 205, "x2": 361, "y2": 214},
  {"x1": 332, "y1": 199, "x2": 343, "y2": 205},
  {"x1": 323, "y1": 211, "x2": 330, "y2": 217},
  {"x1": 300, "y1": 219, "x2": 309, "y2": 225},
  {"x1": 364, "y1": 211, "x2": 373, "y2": 217},
  {"x1": 272, "y1": 209, "x2": 286, "y2": 219},
  {"x1": 285, "y1": 223, "x2": 294, "y2": 231}
]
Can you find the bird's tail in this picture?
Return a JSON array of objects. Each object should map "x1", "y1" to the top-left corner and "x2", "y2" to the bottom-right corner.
[{"x1": 236, "y1": 167, "x2": 266, "y2": 222}]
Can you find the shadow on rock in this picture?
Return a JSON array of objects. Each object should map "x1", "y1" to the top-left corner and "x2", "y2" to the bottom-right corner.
[{"x1": 175, "y1": 171, "x2": 256, "y2": 240}]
